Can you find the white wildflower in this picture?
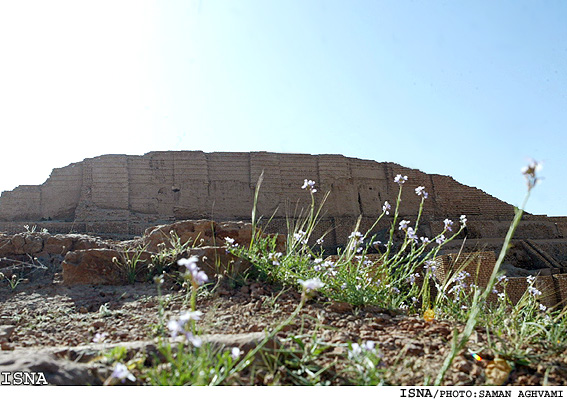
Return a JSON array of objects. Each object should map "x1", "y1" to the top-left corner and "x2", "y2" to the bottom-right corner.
[
  {"x1": 394, "y1": 174, "x2": 408, "y2": 184},
  {"x1": 298, "y1": 278, "x2": 324, "y2": 291}
]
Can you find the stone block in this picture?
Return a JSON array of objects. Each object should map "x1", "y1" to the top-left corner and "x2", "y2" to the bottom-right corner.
[
  {"x1": 186, "y1": 246, "x2": 252, "y2": 278},
  {"x1": 61, "y1": 248, "x2": 153, "y2": 286}
]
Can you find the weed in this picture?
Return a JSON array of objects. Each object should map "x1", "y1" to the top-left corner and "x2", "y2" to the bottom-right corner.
[
  {"x1": 23, "y1": 224, "x2": 49, "y2": 234},
  {"x1": 0, "y1": 272, "x2": 23, "y2": 291},
  {"x1": 433, "y1": 159, "x2": 546, "y2": 385},
  {"x1": 113, "y1": 245, "x2": 149, "y2": 284},
  {"x1": 148, "y1": 230, "x2": 203, "y2": 278},
  {"x1": 234, "y1": 174, "x2": 466, "y2": 313}
]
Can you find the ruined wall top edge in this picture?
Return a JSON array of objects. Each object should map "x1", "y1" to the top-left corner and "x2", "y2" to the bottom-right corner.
[{"x1": 0, "y1": 151, "x2": 541, "y2": 226}]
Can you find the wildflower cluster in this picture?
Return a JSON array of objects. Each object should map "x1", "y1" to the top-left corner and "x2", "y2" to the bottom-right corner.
[
  {"x1": 268, "y1": 252, "x2": 282, "y2": 266},
  {"x1": 347, "y1": 340, "x2": 385, "y2": 385},
  {"x1": 93, "y1": 332, "x2": 109, "y2": 343},
  {"x1": 178, "y1": 256, "x2": 208, "y2": 286},
  {"x1": 446, "y1": 271, "x2": 471, "y2": 302},
  {"x1": 348, "y1": 231, "x2": 364, "y2": 253},
  {"x1": 521, "y1": 159, "x2": 542, "y2": 190},
  {"x1": 348, "y1": 340, "x2": 377, "y2": 359},
  {"x1": 407, "y1": 272, "x2": 421, "y2": 285},
  {"x1": 321, "y1": 260, "x2": 338, "y2": 277},
  {"x1": 110, "y1": 363, "x2": 136, "y2": 384},
  {"x1": 167, "y1": 311, "x2": 203, "y2": 347},
  {"x1": 394, "y1": 174, "x2": 407, "y2": 184},
  {"x1": 415, "y1": 186, "x2": 428, "y2": 199},
  {"x1": 423, "y1": 260, "x2": 438, "y2": 274},
  {"x1": 224, "y1": 237, "x2": 238, "y2": 248},
  {"x1": 492, "y1": 275, "x2": 508, "y2": 301},
  {"x1": 299, "y1": 277, "x2": 324, "y2": 292},
  {"x1": 293, "y1": 230, "x2": 308, "y2": 245},
  {"x1": 382, "y1": 201, "x2": 391, "y2": 215},
  {"x1": 526, "y1": 275, "x2": 542, "y2": 297},
  {"x1": 302, "y1": 179, "x2": 317, "y2": 194},
  {"x1": 269, "y1": 173, "x2": 471, "y2": 309}
]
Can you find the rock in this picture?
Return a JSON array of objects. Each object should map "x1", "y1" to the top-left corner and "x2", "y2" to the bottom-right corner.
[
  {"x1": 0, "y1": 235, "x2": 15, "y2": 255},
  {"x1": 61, "y1": 244, "x2": 251, "y2": 286},
  {"x1": 143, "y1": 219, "x2": 286, "y2": 253},
  {"x1": 0, "y1": 325, "x2": 15, "y2": 342},
  {"x1": 485, "y1": 357, "x2": 512, "y2": 386},
  {"x1": 0, "y1": 350, "x2": 102, "y2": 385},
  {"x1": 61, "y1": 248, "x2": 152, "y2": 286},
  {"x1": 62, "y1": 249, "x2": 121, "y2": 285},
  {"x1": 9, "y1": 234, "x2": 27, "y2": 254},
  {"x1": 70, "y1": 235, "x2": 111, "y2": 251},
  {"x1": 186, "y1": 246, "x2": 252, "y2": 278},
  {"x1": 10, "y1": 234, "x2": 44, "y2": 255},
  {"x1": 216, "y1": 222, "x2": 254, "y2": 247},
  {"x1": 0, "y1": 232, "x2": 111, "y2": 260},
  {"x1": 0, "y1": 342, "x2": 14, "y2": 351},
  {"x1": 43, "y1": 235, "x2": 74, "y2": 255},
  {"x1": 143, "y1": 220, "x2": 218, "y2": 252},
  {"x1": 329, "y1": 301, "x2": 352, "y2": 313}
]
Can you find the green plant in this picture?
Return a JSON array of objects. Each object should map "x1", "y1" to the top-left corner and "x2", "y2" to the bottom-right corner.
[
  {"x1": 433, "y1": 159, "x2": 544, "y2": 385},
  {"x1": 148, "y1": 230, "x2": 203, "y2": 278},
  {"x1": 113, "y1": 245, "x2": 149, "y2": 284},
  {"x1": 0, "y1": 272, "x2": 23, "y2": 291},
  {"x1": 103, "y1": 346, "x2": 128, "y2": 363},
  {"x1": 270, "y1": 331, "x2": 335, "y2": 385},
  {"x1": 234, "y1": 174, "x2": 466, "y2": 312},
  {"x1": 143, "y1": 264, "x2": 327, "y2": 385},
  {"x1": 342, "y1": 340, "x2": 386, "y2": 385}
]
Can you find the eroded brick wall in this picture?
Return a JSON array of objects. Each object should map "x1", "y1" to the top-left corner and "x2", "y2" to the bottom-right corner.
[
  {"x1": 434, "y1": 252, "x2": 567, "y2": 308},
  {"x1": 0, "y1": 152, "x2": 563, "y2": 255}
]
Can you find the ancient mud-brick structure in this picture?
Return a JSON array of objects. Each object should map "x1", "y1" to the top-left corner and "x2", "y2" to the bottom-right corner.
[
  {"x1": 0, "y1": 151, "x2": 566, "y2": 271},
  {"x1": 434, "y1": 252, "x2": 567, "y2": 309}
]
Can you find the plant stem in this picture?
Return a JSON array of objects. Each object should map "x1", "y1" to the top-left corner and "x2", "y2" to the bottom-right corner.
[
  {"x1": 434, "y1": 190, "x2": 531, "y2": 385},
  {"x1": 214, "y1": 291, "x2": 308, "y2": 384}
]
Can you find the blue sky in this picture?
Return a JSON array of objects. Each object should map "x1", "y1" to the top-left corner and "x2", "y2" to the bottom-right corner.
[{"x1": 0, "y1": 1, "x2": 565, "y2": 216}]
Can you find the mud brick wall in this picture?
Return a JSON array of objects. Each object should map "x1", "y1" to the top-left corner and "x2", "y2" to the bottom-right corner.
[
  {"x1": 128, "y1": 152, "x2": 175, "y2": 218},
  {"x1": 553, "y1": 217, "x2": 567, "y2": 238},
  {"x1": 90, "y1": 155, "x2": 129, "y2": 211},
  {"x1": 40, "y1": 163, "x2": 83, "y2": 220},
  {"x1": 533, "y1": 275, "x2": 559, "y2": 307},
  {"x1": 555, "y1": 274, "x2": 567, "y2": 307},
  {"x1": 494, "y1": 277, "x2": 528, "y2": 306},
  {"x1": 0, "y1": 151, "x2": 564, "y2": 256},
  {"x1": 434, "y1": 252, "x2": 497, "y2": 289},
  {"x1": 435, "y1": 252, "x2": 567, "y2": 308},
  {"x1": 0, "y1": 185, "x2": 41, "y2": 221}
]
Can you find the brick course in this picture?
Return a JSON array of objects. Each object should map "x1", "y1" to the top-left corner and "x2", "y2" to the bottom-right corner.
[{"x1": 434, "y1": 252, "x2": 567, "y2": 309}]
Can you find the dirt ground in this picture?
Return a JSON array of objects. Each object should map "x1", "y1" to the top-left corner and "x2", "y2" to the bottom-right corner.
[{"x1": 1, "y1": 259, "x2": 566, "y2": 386}]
